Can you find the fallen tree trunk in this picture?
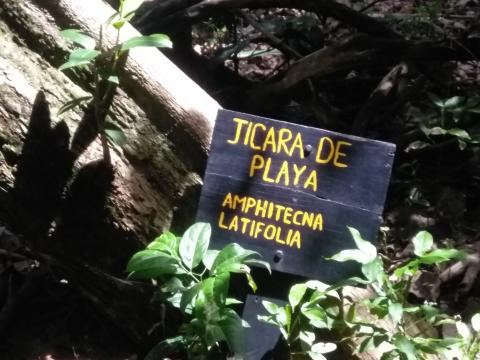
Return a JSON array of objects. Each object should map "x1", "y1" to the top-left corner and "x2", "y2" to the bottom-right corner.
[{"x1": 0, "y1": 0, "x2": 220, "y2": 349}]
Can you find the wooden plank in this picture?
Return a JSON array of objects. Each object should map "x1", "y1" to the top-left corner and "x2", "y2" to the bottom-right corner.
[{"x1": 197, "y1": 109, "x2": 395, "y2": 280}]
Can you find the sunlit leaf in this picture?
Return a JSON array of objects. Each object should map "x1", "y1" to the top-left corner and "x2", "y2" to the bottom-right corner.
[
  {"x1": 471, "y1": 313, "x2": 480, "y2": 332},
  {"x1": 179, "y1": 222, "x2": 211, "y2": 269},
  {"x1": 120, "y1": 34, "x2": 172, "y2": 51},
  {"x1": 447, "y1": 128, "x2": 471, "y2": 140},
  {"x1": 104, "y1": 121, "x2": 127, "y2": 146},
  {"x1": 59, "y1": 49, "x2": 100, "y2": 71},
  {"x1": 60, "y1": 29, "x2": 96, "y2": 49},
  {"x1": 412, "y1": 231, "x2": 433, "y2": 257}
]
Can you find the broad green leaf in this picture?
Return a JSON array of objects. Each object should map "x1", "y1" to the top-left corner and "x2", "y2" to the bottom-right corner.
[
  {"x1": 59, "y1": 49, "x2": 100, "y2": 71},
  {"x1": 179, "y1": 222, "x2": 211, "y2": 269},
  {"x1": 348, "y1": 227, "x2": 376, "y2": 256},
  {"x1": 226, "y1": 298, "x2": 243, "y2": 305},
  {"x1": 57, "y1": 95, "x2": 92, "y2": 116},
  {"x1": 388, "y1": 302, "x2": 403, "y2": 325},
  {"x1": 180, "y1": 282, "x2": 202, "y2": 312},
  {"x1": 219, "y1": 308, "x2": 248, "y2": 354},
  {"x1": 262, "y1": 300, "x2": 280, "y2": 315},
  {"x1": 60, "y1": 29, "x2": 96, "y2": 49},
  {"x1": 412, "y1": 231, "x2": 433, "y2": 257},
  {"x1": 423, "y1": 126, "x2": 447, "y2": 136},
  {"x1": 147, "y1": 232, "x2": 179, "y2": 256},
  {"x1": 202, "y1": 249, "x2": 219, "y2": 270},
  {"x1": 120, "y1": 0, "x2": 145, "y2": 17},
  {"x1": 346, "y1": 304, "x2": 356, "y2": 323},
  {"x1": 257, "y1": 315, "x2": 280, "y2": 326},
  {"x1": 211, "y1": 243, "x2": 260, "y2": 275},
  {"x1": 456, "y1": 321, "x2": 471, "y2": 340},
  {"x1": 289, "y1": 283, "x2": 307, "y2": 310},
  {"x1": 329, "y1": 249, "x2": 366, "y2": 263},
  {"x1": 418, "y1": 249, "x2": 465, "y2": 264},
  {"x1": 361, "y1": 257, "x2": 385, "y2": 284},
  {"x1": 303, "y1": 307, "x2": 328, "y2": 329},
  {"x1": 405, "y1": 140, "x2": 431, "y2": 152},
  {"x1": 444, "y1": 96, "x2": 465, "y2": 108},
  {"x1": 144, "y1": 336, "x2": 186, "y2": 360},
  {"x1": 120, "y1": 34, "x2": 172, "y2": 52},
  {"x1": 104, "y1": 121, "x2": 127, "y2": 146},
  {"x1": 393, "y1": 335, "x2": 417, "y2": 360},
  {"x1": 447, "y1": 128, "x2": 471, "y2": 140},
  {"x1": 126, "y1": 249, "x2": 178, "y2": 273},
  {"x1": 244, "y1": 258, "x2": 271, "y2": 273},
  {"x1": 471, "y1": 313, "x2": 480, "y2": 332}
]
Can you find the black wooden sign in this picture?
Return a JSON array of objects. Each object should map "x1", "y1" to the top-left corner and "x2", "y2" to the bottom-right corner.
[{"x1": 196, "y1": 109, "x2": 395, "y2": 281}]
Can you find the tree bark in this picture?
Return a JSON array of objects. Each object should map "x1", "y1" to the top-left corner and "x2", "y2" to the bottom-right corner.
[{"x1": 0, "y1": 0, "x2": 220, "y2": 349}]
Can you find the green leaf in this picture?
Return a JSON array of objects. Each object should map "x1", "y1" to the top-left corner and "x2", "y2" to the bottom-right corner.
[
  {"x1": 405, "y1": 140, "x2": 431, "y2": 152},
  {"x1": 180, "y1": 282, "x2": 202, "y2": 312},
  {"x1": 226, "y1": 298, "x2": 243, "y2": 305},
  {"x1": 59, "y1": 49, "x2": 100, "y2": 71},
  {"x1": 418, "y1": 249, "x2": 465, "y2": 264},
  {"x1": 394, "y1": 335, "x2": 416, "y2": 360},
  {"x1": 179, "y1": 222, "x2": 211, "y2": 270},
  {"x1": 219, "y1": 308, "x2": 248, "y2": 354},
  {"x1": 412, "y1": 231, "x2": 433, "y2": 257},
  {"x1": 329, "y1": 227, "x2": 377, "y2": 264},
  {"x1": 262, "y1": 300, "x2": 280, "y2": 315},
  {"x1": 303, "y1": 307, "x2": 329, "y2": 329},
  {"x1": 244, "y1": 258, "x2": 271, "y2": 273},
  {"x1": 447, "y1": 128, "x2": 471, "y2": 140},
  {"x1": 329, "y1": 249, "x2": 366, "y2": 263},
  {"x1": 211, "y1": 243, "x2": 260, "y2": 275},
  {"x1": 346, "y1": 304, "x2": 356, "y2": 323},
  {"x1": 444, "y1": 96, "x2": 465, "y2": 108},
  {"x1": 456, "y1": 321, "x2": 471, "y2": 340},
  {"x1": 126, "y1": 249, "x2": 177, "y2": 273},
  {"x1": 144, "y1": 336, "x2": 186, "y2": 360},
  {"x1": 424, "y1": 126, "x2": 447, "y2": 136},
  {"x1": 120, "y1": 0, "x2": 146, "y2": 17},
  {"x1": 388, "y1": 302, "x2": 403, "y2": 325},
  {"x1": 104, "y1": 121, "x2": 127, "y2": 146},
  {"x1": 471, "y1": 313, "x2": 480, "y2": 332},
  {"x1": 147, "y1": 232, "x2": 179, "y2": 256},
  {"x1": 120, "y1": 34, "x2": 172, "y2": 52},
  {"x1": 361, "y1": 257, "x2": 385, "y2": 284},
  {"x1": 57, "y1": 95, "x2": 92, "y2": 116},
  {"x1": 60, "y1": 29, "x2": 96, "y2": 49},
  {"x1": 289, "y1": 283, "x2": 307, "y2": 310},
  {"x1": 202, "y1": 249, "x2": 219, "y2": 270}
]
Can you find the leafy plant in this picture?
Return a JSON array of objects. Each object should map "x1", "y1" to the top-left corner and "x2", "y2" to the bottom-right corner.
[
  {"x1": 410, "y1": 94, "x2": 480, "y2": 151},
  {"x1": 258, "y1": 281, "x2": 338, "y2": 360},
  {"x1": 126, "y1": 222, "x2": 270, "y2": 359},
  {"x1": 450, "y1": 313, "x2": 480, "y2": 360},
  {"x1": 59, "y1": 0, "x2": 172, "y2": 163},
  {"x1": 259, "y1": 228, "x2": 468, "y2": 360}
]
